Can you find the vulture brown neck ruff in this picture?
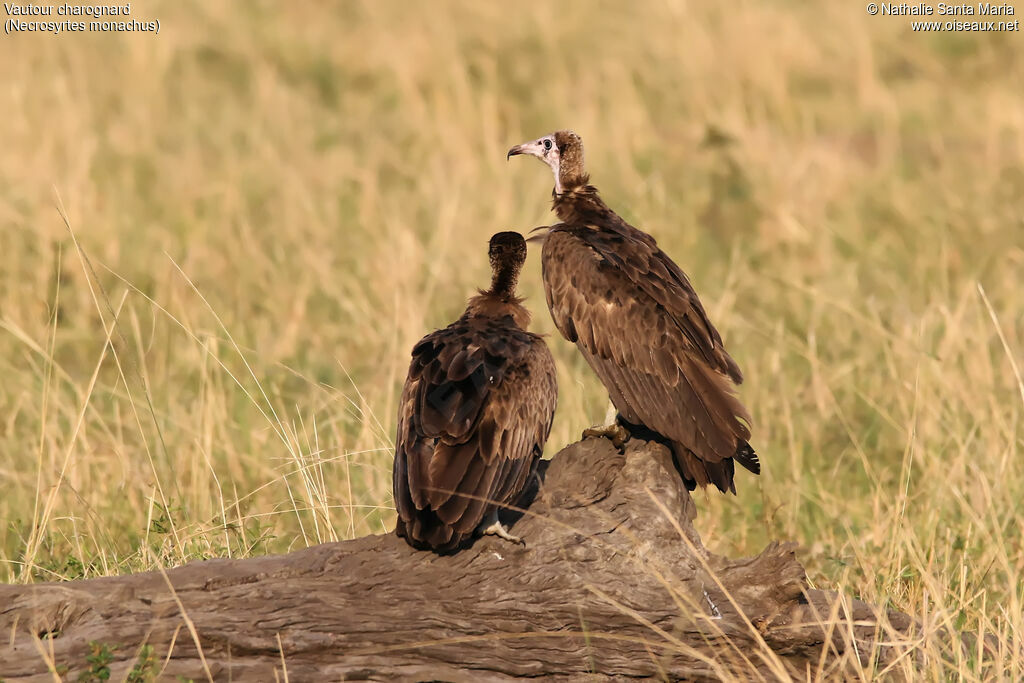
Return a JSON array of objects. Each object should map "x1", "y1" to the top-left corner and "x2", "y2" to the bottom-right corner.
[
  {"x1": 508, "y1": 130, "x2": 760, "y2": 495},
  {"x1": 393, "y1": 231, "x2": 557, "y2": 552}
]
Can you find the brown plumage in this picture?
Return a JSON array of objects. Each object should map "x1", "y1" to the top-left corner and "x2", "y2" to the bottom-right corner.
[
  {"x1": 508, "y1": 131, "x2": 759, "y2": 494},
  {"x1": 393, "y1": 232, "x2": 558, "y2": 551}
]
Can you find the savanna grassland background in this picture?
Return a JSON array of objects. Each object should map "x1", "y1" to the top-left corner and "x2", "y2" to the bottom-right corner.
[{"x1": 1, "y1": 0, "x2": 1022, "y2": 678}]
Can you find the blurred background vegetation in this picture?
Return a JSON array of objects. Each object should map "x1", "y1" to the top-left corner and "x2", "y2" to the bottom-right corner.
[{"x1": 0, "y1": 0, "x2": 1021, "y2": 675}]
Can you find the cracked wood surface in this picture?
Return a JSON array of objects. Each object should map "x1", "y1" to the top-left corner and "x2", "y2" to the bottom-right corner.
[{"x1": 1, "y1": 437, "x2": 922, "y2": 681}]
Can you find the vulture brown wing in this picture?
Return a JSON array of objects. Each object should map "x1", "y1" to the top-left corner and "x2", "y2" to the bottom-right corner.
[
  {"x1": 581, "y1": 223, "x2": 743, "y2": 383},
  {"x1": 542, "y1": 228, "x2": 750, "y2": 469},
  {"x1": 484, "y1": 341, "x2": 557, "y2": 507},
  {"x1": 394, "y1": 319, "x2": 557, "y2": 550}
]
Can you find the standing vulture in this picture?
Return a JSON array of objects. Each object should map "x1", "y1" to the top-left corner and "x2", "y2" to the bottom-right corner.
[
  {"x1": 393, "y1": 231, "x2": 558, "y2": 551},
  {"x1": 508, "y1": 131, "x2": 759, "y2": 494}
]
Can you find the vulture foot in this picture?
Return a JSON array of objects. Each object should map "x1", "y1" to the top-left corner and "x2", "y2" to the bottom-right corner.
[
  {"x1": 478, "y1": 515, "x2": 525, "y2": 546},
  {"x1": 582, "y1": 423, "x2": 630, "y2": 450}
]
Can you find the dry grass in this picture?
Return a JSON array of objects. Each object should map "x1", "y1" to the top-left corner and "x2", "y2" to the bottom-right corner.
[{"x1": 0, "y1": 0, "x2": 1021, "y2": 678}]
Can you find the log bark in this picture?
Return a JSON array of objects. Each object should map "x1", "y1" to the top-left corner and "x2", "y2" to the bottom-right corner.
[{"x1": 0, "y1": 437, "x2": 931, "y2": 681}]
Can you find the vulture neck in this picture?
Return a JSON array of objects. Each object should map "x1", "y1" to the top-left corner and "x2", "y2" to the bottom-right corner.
[
  {"x1": 467, "y1": 262, "x2": 530, "y2": 328},
  {"x1": 489, "y1": 262, "x2": 519, "y2": 300}
]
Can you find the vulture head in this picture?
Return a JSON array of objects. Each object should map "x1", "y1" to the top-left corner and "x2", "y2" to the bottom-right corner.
[
  {"x1": 486, "y1": 231, "x2": 527, "y2": 302},
  {"x1": 488, "y1": 231, "x2": 527, "y2": 273},
  {"x1": 507, "y1": 130, "x2": 588, "y2": 194}
]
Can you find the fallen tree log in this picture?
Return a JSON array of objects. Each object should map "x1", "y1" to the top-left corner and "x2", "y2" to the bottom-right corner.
[{"x1": 0, "y1": 437, "x2": 936, "y2": 681}]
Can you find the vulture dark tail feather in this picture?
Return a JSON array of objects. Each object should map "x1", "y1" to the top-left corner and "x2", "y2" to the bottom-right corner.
[{"x1": 734, "y1": 440, "x2": 761, "y2": 475}]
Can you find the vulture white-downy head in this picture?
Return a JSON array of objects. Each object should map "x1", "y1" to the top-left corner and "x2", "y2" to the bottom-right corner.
[{"x1": 508, "y1": 130, "x2": 588, "y2": 194}]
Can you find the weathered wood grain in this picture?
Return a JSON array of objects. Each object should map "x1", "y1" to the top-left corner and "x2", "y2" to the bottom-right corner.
[{"x1": 0, "y1": 437, "x2": 926, "y2": 681}]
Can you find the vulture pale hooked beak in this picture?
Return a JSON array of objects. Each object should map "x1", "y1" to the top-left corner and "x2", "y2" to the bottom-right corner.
[{"x1": 506, "y1": 140, "x2": 545, "y2": 160}]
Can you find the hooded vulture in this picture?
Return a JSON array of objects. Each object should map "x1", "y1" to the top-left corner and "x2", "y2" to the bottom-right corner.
[
  {"x1": 507, "y1": 130, "x2": 759, "y2": 494},
  {"x1": 393, "y1": 231, "x2": 558, "y2": 551}
]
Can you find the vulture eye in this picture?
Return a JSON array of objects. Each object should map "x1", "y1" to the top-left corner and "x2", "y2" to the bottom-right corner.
[{"x1": 543, "y1": 139, "x2": 552, "y2": 151}]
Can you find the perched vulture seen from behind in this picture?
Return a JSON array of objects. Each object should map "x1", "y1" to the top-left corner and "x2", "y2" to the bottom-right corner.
[
  {"x1": 508, "y1": 130, "x2": 759, "y2": 494},
  {"x1": 393, "y1": 231, "x2": 558, "y2": 551}
]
